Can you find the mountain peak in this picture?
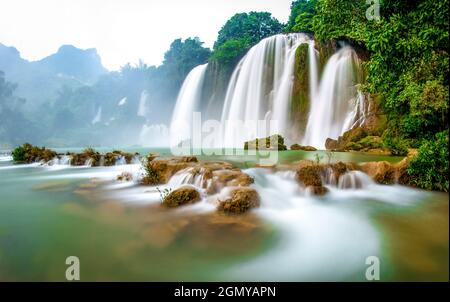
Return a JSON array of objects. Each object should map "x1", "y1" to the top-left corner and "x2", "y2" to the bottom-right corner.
[{"x1": 36, "y1": 44, "x2": 108, "y2": 83}]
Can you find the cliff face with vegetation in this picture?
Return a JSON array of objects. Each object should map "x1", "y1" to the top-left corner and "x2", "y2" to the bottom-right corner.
[{"x1": 285, "y1": 0, "x2": 449, "y2": 191}]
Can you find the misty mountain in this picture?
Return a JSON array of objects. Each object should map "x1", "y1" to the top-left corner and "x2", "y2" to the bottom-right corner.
[{"x1": 0, "y1": 43, "x2": 107, "y2": 109}]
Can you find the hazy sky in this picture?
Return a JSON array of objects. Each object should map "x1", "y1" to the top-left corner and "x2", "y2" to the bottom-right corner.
[{"x1": 0, "y1": 0, "x2": 293, "y2": 70}]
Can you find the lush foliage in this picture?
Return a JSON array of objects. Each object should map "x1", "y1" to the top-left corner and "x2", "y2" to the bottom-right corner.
[
  {"x1": 11, "y1": 143, "x2": 26, "y2": 162},
  {"x1": 288, "y1": 0, "x2": 449, "y2": 190},
  {"x1": 290, "y1": 0, "x2": 449, "y2": 142},
  {"x1": 407, "y1": 130, "x2": 449, "y2": 192},
  {"x1": 211, "y1": 12, "x2": 283, "y2": 65},
  {"x1": 161, "y1": 37, "x2": 211, "y2": 87},
  {"x1": 285, "y1": 0, "x2": 317, "y2": 33}
]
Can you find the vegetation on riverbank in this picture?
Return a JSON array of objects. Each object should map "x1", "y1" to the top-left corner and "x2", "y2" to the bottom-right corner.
[{"x1": 286, "y1": 0, "x2": 448, "y2": 191}]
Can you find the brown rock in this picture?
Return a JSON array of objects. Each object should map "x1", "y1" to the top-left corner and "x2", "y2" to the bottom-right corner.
[
  {"x1": 296, "y1": 165, "x2": 322, "y2": 187},
  {"x1": 162, "y1": 186, "x2": 201, "y2": 207},
  {"x1": 360, "y1": 161, "x2": 395, "y2": 184},
  {"x1": 325, "y1": 138, "x2": 339, "y2": 150},
  {"x1": 394, "y1": 158, "x2": 411, "y2": 186},
  {"x1": 217, "y1": 187, "x2": 260, "y2": 214},
  {"x1": 297, "y1": 159, "x2": 315, "y2": 170},
  {"x1": 307, "y1": 186, "x2": 329, "y2": 196},
  {"x1": 290, "y1": 144, "x2": 317, "y2": 151}
]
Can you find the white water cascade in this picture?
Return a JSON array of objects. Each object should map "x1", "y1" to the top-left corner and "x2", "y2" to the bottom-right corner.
[
  {"x1": 169, "y1": 63, "x2": 208, "y2": 147},
  {"x1": 220, "y1": 33, "x2": 316, "y2": 147},
  {"x1": 137, "y1": 90, "x2": 150, "y2": 118},
  {"x1": 92, "y1": 106, "x2": 102, "y2": 124},
  {"x1": 302, "y1": 46, "x2": 367, "y2": 149}
]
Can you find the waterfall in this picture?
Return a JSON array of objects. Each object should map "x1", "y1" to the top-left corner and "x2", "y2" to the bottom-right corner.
[
  {"x1": 167, "y1": 167, "x2": 210, "y2": 189},
  {"x1": 302, "y1": 47, "x2": 367, "y2": 149},
  {"x1": 169, "y1": 63, "x2": 208, "y2": 147},
  {"x1": 337, "y1": 171, "x2": 374, "y2": 190},
  {"x1": 92, "y1": 106, "x2": 102, "y2": 124},
  {"x1": 220, "y1": 33, "x2": 314, "y2": 147},
  {"x1": 137, "y1": 90, "x2": 150, "y2": 118},
  {"x1": 118, "y1": 97, "x2": 127, "y2": 106}
]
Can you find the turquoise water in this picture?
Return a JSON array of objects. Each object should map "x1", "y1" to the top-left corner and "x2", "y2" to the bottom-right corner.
[{"x1": 0, "y1": 152, "x2": 447, "y2": 281}]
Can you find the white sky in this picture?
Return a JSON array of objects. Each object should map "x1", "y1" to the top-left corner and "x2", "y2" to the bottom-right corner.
[{"x1": 0, "y1": 0, "x2": 293, "y2": 70}]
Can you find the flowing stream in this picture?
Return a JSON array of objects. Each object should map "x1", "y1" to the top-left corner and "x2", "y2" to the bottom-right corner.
[{"x1": 0, "y1": 150, "x2": 447, "y2": 281}]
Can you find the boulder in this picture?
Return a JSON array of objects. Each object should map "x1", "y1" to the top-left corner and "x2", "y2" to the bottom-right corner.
[
  {"x1": 297, "y1": 159, "x2": 315, "y2": 170},
  {"x1": 217, "y1": 187, "x2": 260, "y2": 214},
  {"x1": 306, "y1": 185, "x2": 329, "y2": 196},
  {"x1": 12, "y1": 143, "x2": 58, "y2": 163},
  {"x1": 208, "y1": 169, "x2": 254, "y2": 194},
  {"x1": 244, "y1": 134, "x2": 287, "y2": 151},
  {"x1": 296, "y1": 165, "x2": 322, "y2": 187},
  {"x1": 394, "y1": 158, "x2": 411, "y2": 185},
  {"x1": 142, "y1": 159, "x2": 189, "y2": 185},
  {"x1": 290, "y1": 144, "x2": 317, "y2": 151},
  {"x1": 325, "y1": 138, "x2": 339, "y2": 150},
  {"x1": 162, "y1": 186, "x2": 201, "y2": 207},
  {"x1": 360, "y1": 161, "x2": 395, "y2": 184}
]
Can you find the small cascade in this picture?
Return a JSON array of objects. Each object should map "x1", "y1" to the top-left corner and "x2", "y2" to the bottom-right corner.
[
  {"x1": 84, "y1": 158, "x2": 93, "y2": 167},
  {"x1": 118, "y1": 97, "x2": 127, "y2": 106},
  {"x1": 0, "y1": 153, "x2": 12, "y2": 162},
  {"x1": 45, "y1": 155, "x2": 71, "y2": 166},
  {"x1": 337, "y1": 171, "x2": 374, "y2": 189},
  {"x1": 302, "y1": 46, "x2": 367, "y2": 149},
  {"x1": 92, "y1": 106, "x2": 102, "y2": 124},
  {"x1": 137, "y1": 90, "x2": 150, "y2": 118},
  {"x1": 167, "y1": 167, "x2": 210, "y2": 189},
  {"x1": 131, "y1": 155, "x2": 141, "y2": 165},
  {"x1": 170, "y1": 64, "x2": 208, "y2": 147},
  {"x1": 220, "y1": 33, "x2": 313, "y2": 147},
  {"x1": 115, "y1": 156, "x2": 126, "y2": 166}
]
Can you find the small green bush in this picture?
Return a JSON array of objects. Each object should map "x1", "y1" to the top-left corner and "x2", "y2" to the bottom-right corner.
[
  {"x1": 407, "y1": 130, "x2": 449, "y2": 192},
  {"x1": 382, "y1": 130, "x2": 409, "y2": 156},
  {"x1": 11, "y1": 144, "x2": 28, "y2": 162}
]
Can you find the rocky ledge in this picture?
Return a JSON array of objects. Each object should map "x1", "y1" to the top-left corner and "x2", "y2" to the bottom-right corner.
[{"x1": 142, "y1": 155, "x2": 259, "y2": 214}]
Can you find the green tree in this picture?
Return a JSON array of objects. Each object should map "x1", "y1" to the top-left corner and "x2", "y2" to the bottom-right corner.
[
  {"x1": 285, "y1": 0, "x2": 317, "y2": 33},
  {"x1": 211, "y1": 12, "x2": 283, "y2": 65}
]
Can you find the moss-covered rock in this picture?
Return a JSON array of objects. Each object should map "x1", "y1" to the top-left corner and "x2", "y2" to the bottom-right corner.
[
  {"x1": 244, "y1": 134, "x2": 287, "y2": 151},
  {"x1": 70, "y1": 148, "x2": 102, "y2": 166},
  {"x1": 217, "y1": 187, "x2": 260, "y2": 214},
  {"x1": 142, "y1": 159, "x2": 190, "y2": 185},
  {"x1": 296, "y1": 165, "x2": 323, "y2": 187},
  {"x1": 162, "y1": 186, "x2": 201, "y2": 207},
  {"x1": 291, "y1": 43, "x2": 311, "y2": 139},
  {"x1": 12, "y1": 143, "x2": 57, "y2": 163},
  {"x1": 290, "y1": 144, "x2": 317, "y2": 151},
  {"x1": 360, "y1": 161, "x2": 395, "y2": 184}
]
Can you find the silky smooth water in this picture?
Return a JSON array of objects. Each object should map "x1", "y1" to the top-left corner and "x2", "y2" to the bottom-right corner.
[{"x1": 0, "y1": 152, "x2": 447, "y2": 281}]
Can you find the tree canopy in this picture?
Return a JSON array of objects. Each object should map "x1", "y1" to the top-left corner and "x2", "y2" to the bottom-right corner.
[{"x1": 211, "y1": 12, "x2": 283, "y2": 65}]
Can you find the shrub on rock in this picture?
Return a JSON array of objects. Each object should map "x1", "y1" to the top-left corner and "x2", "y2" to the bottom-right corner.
[
  {"x1": 217, "y1": 187, "x2": 260, "y2": 214},
  {"x1": 244, "y1": 134, "x2": 287, "y2": 151},
  {"x1": 162, "y1": 186, "x2": 201, "y2": 207}
]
